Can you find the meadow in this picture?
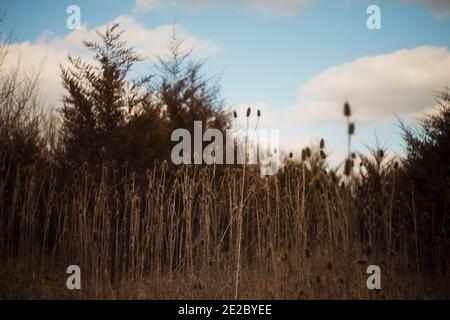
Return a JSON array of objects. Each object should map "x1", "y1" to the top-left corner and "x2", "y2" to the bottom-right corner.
[
  {"x1": 1, "y1": 128, "x2": 449, "y2": 299},
  {"x1": 0, "y1": 23, "x2": 449, "y2": 300}
]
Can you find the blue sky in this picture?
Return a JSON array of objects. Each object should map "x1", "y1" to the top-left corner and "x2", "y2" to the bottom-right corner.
[{"x1": 2, "y1": 0, "x2": 450, "y2": 164}]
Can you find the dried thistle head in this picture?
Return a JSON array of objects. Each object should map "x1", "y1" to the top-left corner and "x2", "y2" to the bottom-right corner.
[
  {"x1": 305, "y1": 147, "x2": 312, "y2": 158},
  {"x1": 343, "y1": 102, "x2": 352, "y2": 117},
  {"x1": 344, "y1": 158, "x2": 353, "y2": 176},
  {"x1": 348, "y1": 122, "x2": 355, "y2": 135},
  {"x1": 330, "y1": 171, "x2": 338, "y2": 184},
  {"x1": 301, "y1": 149, "x2": 307, "y2": 161}
]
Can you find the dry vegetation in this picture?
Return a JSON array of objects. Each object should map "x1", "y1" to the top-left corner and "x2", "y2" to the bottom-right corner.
[
  {"x1": 1, "y1": 143, "x2": 449, "y2": 299},
  {"x1": 0, "y1": 23, "x2": 449, "y2": 300}
]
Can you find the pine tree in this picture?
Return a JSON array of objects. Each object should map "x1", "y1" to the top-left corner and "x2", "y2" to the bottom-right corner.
[
  {"x1": 155, "y1": 31, "x2": 228, "y2": 134},
  {"x1": 59, "y1": 23, "x2": 151, "y2": 166},
  {"x1": 400, "y1": 88, "x2": 450, "y2": 272},
  {"x1": 401, "y1": 88, "x2": 450, "y2": 213}
]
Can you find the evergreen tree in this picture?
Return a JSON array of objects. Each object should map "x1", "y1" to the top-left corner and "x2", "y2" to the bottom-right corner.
[
  {"x1": 60, "y1": 23, "x2": 151, "y2": 166},
  {"x1": 155, "y1": 32, "x2": 229, "y2": 134},
  {"x1": 401, "y1": 88, "x2": 450, "y2": 214},
  {"x1": 400, "y1": 88, "x2": 450, "y2": 272}
]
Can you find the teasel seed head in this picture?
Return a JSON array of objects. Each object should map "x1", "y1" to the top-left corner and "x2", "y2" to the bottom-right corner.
[
  {"x1": 330, "y1": 171, "x2": 338, "y2": 184},
  {"x1": 246, "y1": 107, "x2": 251, "y2": 118},
  {"x1": 301, "y1": 149, "x2": 307, "y2": 161},
  {"x1": 233, "y1": 110, "x2": 238, "y2": 118},
  {"x1": 348, "y1": 122, "x2": 355, "y2": 135},
  {"x1": 289, "y1": 152, "x2": 293, "y2": 159},
  {"x1": 320, "y1": 138, "x2": 325, "y2": 149},
  {"x1": 343, "y1": 102, "x2": 352, "y2": 117},
  {"x1": 394, "y1": 161, "x2": 399, "y2": 170},
  {"x1": 320, "y1": 150, "x2": 327, "y2": 160},
  {"x1": 257, "y1": 109, "x2": 261, "y2": 117},
  {"x1": 305, "y1": 147, "x2": 312, "y2": 158},
  {"x1": 344, "y1": 158, "x2": 353, "y2": 176}
]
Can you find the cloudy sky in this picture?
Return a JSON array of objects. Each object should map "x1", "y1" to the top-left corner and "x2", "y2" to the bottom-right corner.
[{"x1": 2, "y1": 0, "x2": 450, "y2": 165}]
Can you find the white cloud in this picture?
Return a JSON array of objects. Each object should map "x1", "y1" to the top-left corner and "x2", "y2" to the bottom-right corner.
[
  {"x1": 226, "y1": 47, "x2": 450, "y2": 163},
  {"x1": 134, "y1": 0, "x2": 160, "y2": 12},
  {"x1": 396, "y1": 0, "x2": 450, "y2": 18},
  {"x1": 134, "y1": 0, "x2": 315, "y2": 15},
  {"x1": 2, "y1": 15, "x2": 218, "y2": 110},
  {"x1": 285, "y1": 46, "x2": 450, "y2": 125}
]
